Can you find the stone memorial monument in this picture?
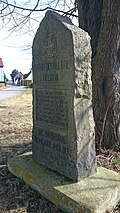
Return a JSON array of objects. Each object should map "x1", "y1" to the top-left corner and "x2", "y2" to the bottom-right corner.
[
  {"x1": 32, "y1": 10, "x2": 96, "y2": 181},
  {"x1": 8, "y1": 11, "x2": 120, "y2": 213}
]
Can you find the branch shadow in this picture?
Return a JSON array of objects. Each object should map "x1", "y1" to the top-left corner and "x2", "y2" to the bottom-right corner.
[{"x1": 0, "y1": 141, "x2": 63, "y2": 213}]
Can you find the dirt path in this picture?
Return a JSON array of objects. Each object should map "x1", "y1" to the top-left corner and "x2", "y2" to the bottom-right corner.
[{"x1": 0, "y1": 85, "x2": 27, "y2": 100}]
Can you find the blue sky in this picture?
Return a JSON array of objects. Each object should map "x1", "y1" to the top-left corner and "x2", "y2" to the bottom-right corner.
[
  {"x1": 0, "y1": 1, "x2": 43, "y2": 78},
  {"x1": 0, "y1": 31, "x2": 32, "y2": 78},
  {"x1": 0, "y1": 0, "x2": 78, "y2": 79}
]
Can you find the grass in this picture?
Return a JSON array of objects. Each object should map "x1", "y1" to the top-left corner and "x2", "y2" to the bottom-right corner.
[
  {"x1": 0, "y1": 89, "x2": 32, "y2": 165},
  {"x1": 114, "y1": 156, "x2": 120, "y2": 166},
  {"x1": 0, "y1": 88, "x2": 119, "y2": 213},
  {"x1": 0, "y1": 89, "x2": 62, "y2": 213}
]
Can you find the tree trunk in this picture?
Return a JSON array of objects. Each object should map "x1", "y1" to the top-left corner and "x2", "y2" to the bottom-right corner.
[{"x1": 77, "y1": 0, "x2": 120, "y2": 149}]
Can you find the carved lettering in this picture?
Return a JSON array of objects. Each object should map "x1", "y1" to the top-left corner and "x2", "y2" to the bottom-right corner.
[
  {"x1": 33, "y1": 60, "x2": 69, "y2": 72},
  {"x1": 34, "y1": 126, "x2": 70, "y2": 171},
  {"x1": 43, "y1": 73, "x2": 58, "y2": 82},
  {"x1": 36, "y1": 89, "x2": 68, "y2": 128}
]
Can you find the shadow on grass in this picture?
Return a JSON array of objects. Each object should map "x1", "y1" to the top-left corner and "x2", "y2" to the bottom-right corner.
[
  {"x1": 0, "y1": 141, "x2": 63, "y2": 213},
  {"x1": 0, "y1": 141, "x2": 32, "y2": 165},
  {"x1": 0, "y1": 166, "x2": 63, "y2": 213},
  {"x1": 0, "y1": 142, "x2": 119, "y2": 213}
]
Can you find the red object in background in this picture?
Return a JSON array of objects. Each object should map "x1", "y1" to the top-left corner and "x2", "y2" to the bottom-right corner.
[{"x1": 0, "y1": 58, "x2": 4, "y2": 67}]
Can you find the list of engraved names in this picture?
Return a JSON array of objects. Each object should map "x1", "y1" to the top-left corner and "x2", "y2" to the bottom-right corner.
[{"x1": 36, "y1": 89, "x2": 68, "y2": 128}]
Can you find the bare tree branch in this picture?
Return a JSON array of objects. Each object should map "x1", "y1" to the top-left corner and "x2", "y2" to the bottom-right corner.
[
  {"x1": 0, "y1": 0, "x2": 78, "y2": 17},
  {"x1": 0, "y1": 0, "x2": 78, "y2": 53}
]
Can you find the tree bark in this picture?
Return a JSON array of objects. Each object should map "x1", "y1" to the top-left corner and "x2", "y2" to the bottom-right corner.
[{"x1": 77, "y1": 0, "x2": 120, "y2": 149}]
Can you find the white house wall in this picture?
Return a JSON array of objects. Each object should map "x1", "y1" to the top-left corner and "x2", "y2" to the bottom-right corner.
[{"x1": 0, "y1": 67, "x2": 4, "y2": 82}]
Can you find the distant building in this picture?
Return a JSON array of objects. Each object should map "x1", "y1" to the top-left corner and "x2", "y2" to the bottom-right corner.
[{"x1": 0, "y1": 58, "x2": 4, "y2": 83}]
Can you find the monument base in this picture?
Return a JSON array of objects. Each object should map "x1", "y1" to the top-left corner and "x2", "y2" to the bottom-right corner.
[{"x1": 8, "y1": 152, "x2": 120, "y2": 213}]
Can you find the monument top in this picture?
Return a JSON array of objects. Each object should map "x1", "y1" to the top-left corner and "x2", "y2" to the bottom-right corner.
[{"x1": 45, "y1": 10, "x2": 73, "y2": 25}]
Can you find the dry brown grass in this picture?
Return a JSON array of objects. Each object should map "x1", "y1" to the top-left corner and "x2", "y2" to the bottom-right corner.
[
  {"x1": 0, "y1": 89, "x2": 62, "y2": 213},
  {"x1": 0, "y1": 89, "x2": 32, "y2": 165},
  {"x1": 0, "y1": 89, "x2": 119, "y2": 213}
]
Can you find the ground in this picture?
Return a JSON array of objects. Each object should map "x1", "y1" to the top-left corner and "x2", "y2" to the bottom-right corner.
[{"x1": 0, "y1": 89, "x2": 120, "y2": 213}]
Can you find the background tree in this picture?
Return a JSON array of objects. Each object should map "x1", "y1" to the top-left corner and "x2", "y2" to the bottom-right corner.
[
  {"x1": 1, "y1": 0, "x2": 119, "y2": 150},
  {"x1": 10, "y1": 69, "x2": 18, "y2": 84},
  {"x1": 77, "y1": 0, "x2": 120, "y2": 150}
]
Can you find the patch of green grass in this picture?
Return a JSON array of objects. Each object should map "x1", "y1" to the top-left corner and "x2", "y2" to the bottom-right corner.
[{"x1": 114, "y1": 156, "x2": 120, "y2": 166}]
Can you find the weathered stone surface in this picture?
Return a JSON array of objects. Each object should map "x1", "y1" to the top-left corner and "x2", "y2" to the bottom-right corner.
[
  {"x1": 8, "y1": 153, "x2": 120, "y2": 213},
  {"x1": 32, "y1": 10, "x2": 96, "y2": 181}
]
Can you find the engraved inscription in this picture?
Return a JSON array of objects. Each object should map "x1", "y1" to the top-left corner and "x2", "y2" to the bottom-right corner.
[
  {"x1": 36, "y1": 90, "x2": 68, "y2": 128},
  {"x1": 33, "y1": 60, "x2": 69, "y2": 72},
  {"x1": 35, "y1": 127, "x2": 67, "y2": 146},
  {"x1": 34, "y1": 127, "x2": 70, "y2": 171},
  {"x1": 43, "y1": 73, "x2": 58, "y2": 82},
  {"x1": 33, "y1": 127, "x2": 76, "y2": 175}
]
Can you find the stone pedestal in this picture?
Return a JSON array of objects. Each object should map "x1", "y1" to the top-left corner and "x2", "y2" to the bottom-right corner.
[{"x1": 8, "y1": 153, "x2": 120, "y2": 213}]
